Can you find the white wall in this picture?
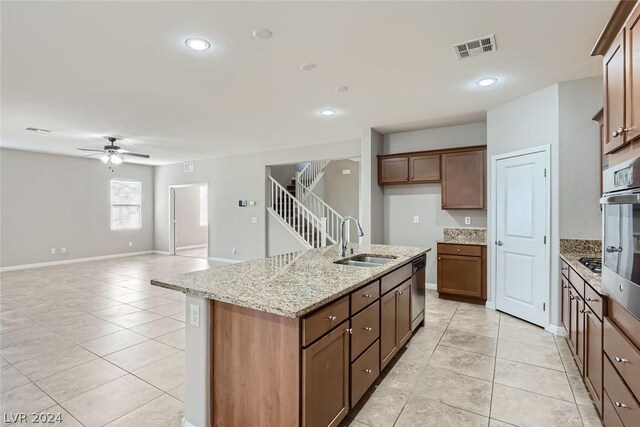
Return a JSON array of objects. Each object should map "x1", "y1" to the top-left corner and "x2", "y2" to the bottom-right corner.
[
  {"x1": 154, "y1": 139, "x2": 361, "y2": 261},
  {"x1": 0, "y1": 148, "x2": 154, "y2": 268},
  {"x1": 559, "y1": 77, "x2": 603, "y2": 239},
  {"x1": 266, "y1": 212, "x2": 307, "y2": 256},
  {"x1": 487, "y1": 77, "x2": 602, "y2": 328},
  {"x1": 174, "y1": 185, "x2": 207, "y2": 249},
  {"x1": 360, "y1": 128, "x2": 384, "y2": 244},
  {"x1": 382, "y1": 122, "x2": 487, "y2": 283}
]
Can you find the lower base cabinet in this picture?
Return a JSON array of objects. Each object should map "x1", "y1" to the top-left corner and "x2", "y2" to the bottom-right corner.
[
  {"x1": 380, "y1": 279, "x2": 411, "y2": 370},
  {"x1": 351, "y1": 341, "x2": 380, "y2": 405},
  {"x1": 436, "y1": 243, "x2": 486, "y2": 304},
  {"x1": 584, "y1": 309, "x2": 603, "y2": 415},
  {"x1": 302, "y1": 322, "x2": 350, "y2": 427}
]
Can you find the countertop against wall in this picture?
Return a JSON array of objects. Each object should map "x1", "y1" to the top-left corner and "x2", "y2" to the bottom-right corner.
[
  {"x1": 437, "y1": 227, "x2": 487, "y2": 246},
  {"x1": 559, "y1": 238, "x2": 603, "y2": 294}
]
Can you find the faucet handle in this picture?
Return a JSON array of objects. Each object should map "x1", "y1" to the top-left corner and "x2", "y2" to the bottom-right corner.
[{"x1": 350, "y1": 247, "x2": 354, "y2": 255}]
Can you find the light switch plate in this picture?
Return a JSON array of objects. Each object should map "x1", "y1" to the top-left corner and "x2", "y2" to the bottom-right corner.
[
  {"x1": 251, "y1": 217, "x2": 258, "y2": 223},
  {"x1": 413, "y1": 216, "x2": 420, "y2": 224},
  {"x1": 61, "y1": 248, "x2": 68, "y2": 254},
  {"x1": 342, "y1": 169, "x2": 351, "y2": 175},
  {"x1": 190, "y1": 304, "x2": 200, "y2": 327},
  {"x1": 50, "y1": 248, "x2": 56, "y2": 254},
  {"x1": 465, "y1": 217, "x2": 471, "y2": 225},
  {"x1": 249, "y1": 201, "x2": 256, "y2": 206}
]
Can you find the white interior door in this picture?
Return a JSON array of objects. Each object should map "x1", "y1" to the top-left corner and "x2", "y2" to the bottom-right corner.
[{"x1": 495, "y1": 150, "x2": 548, "y2": 327}]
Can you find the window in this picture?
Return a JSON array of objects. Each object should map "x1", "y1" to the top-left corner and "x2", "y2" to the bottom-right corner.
[
  {"x1": 111, "y1": 179, "x2": 142, "y2": 230},
  {"x1": 200, "y1": 185, "x2": 208, "y2": 226}
]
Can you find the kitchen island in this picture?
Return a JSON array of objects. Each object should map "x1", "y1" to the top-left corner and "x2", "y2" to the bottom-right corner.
[{"x1": 151, "y1": 244, "x2": 429, "y2": 427}]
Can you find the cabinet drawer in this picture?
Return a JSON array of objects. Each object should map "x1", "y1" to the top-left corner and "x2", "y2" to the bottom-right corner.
[
  {"x1": 604, "y1": 317, "x2": 640, "y2": 402},
  {"x1": 381, "y1": 263, "x2": 412, "y2": 295},
  {"x1": 604, "y1": 356, "x2": 640, "y2": 426},
  {"x1": 569, "y1": 268, "x2": 585, "y2": 297},
  {"x1": 561, "y1": 261, "x2": 570, "y2": 279},
  {"x1": 351, "y1": 280, "x2": 380, "y2": 315},
  {"x1": 351, "y1": 301, "x2": 380, "y2": 361},
  {"x1": 604, "y1": 391, "x2": 625, "y2": 427},
  {"x1": 351, "y1": 340, "x2": 380, "y2": 406},
  {"x1": 584, "y1": 284, "x2": 604, "y2": 320},
  {"x1": 303, "y1": 296, "x2": 349, "y2": 347},
  {"x1": 438, "y1": 244, "x2": 482, "y2": 257}
]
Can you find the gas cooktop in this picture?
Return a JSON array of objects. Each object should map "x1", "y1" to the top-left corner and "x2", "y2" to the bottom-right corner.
[{"x1": 579, "y1": 257, "x2": 602, "y2": 274}]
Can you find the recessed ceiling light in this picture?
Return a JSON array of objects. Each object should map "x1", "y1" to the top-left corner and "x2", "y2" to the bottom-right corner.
[
  {"x1": 301, "y1": 63, "x2": 316, "y2": 71},
  {"x1": 185, "y1": 38, "x2": 211, "y2": 51},
  {"x1": 476, "y1": 78, "x2": 497, "y2": 87},
  {"x1": 253, "y1": 28, "x2": 272, "y2": 40},
  {"x1": 335, "y1": 86, "x2": 349, "y2": 93},
  {"x1": 25, "y1": 127, "x2": 51, "y2": 133},
  {"x1": 321, "y1": 109, "x2": 336, "y2": 116}
]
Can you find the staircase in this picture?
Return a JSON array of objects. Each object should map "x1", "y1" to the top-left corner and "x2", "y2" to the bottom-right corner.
[{"x1": 268, "y1": 160, "x2": 345, "y2": 249}]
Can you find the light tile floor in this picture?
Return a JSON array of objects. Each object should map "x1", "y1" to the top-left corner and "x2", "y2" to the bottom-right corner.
[{"x1": 1, "y1": 256, "x2": 602, "y2": 427}]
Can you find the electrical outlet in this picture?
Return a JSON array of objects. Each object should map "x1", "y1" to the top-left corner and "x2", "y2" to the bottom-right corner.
[
  {"x1": 465, "y1": 217, "x2": 471, "y2": 225},
  {"x1": 129, "y1": 242, "x2": 133, "y2": 247},
  {"x1": 249, "y1": 201, "x2": 256, "y2": 206},
  {"x1": 189, "y1": 304, "x2": 200, "y2": 327},
  {"x1": 61, "y1": 248, "x2": 68, "y2": 254},
  {"x1": 232, "y1": 247, "x2": 238, "y2": 255},
  {"x1": 342, "y1": 169, "x2": 351, "y2": 175},
  {"x1": 50, "y1": 248, "x2": 56, "y2": 254},
  {"x1": 251, "y1": 217, "x2": 258, "y2": 224},
  {"x1": 413, "y1": 216, "x2": 420, "y2": 224}
]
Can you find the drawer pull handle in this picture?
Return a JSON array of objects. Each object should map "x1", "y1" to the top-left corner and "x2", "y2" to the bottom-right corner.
[
  {"x1": 364, "y1": 369, "x2": 373, "y2": 374},
  {"x1": 327, "y1": 315, "x2": 337, "y2": 321},
  {"x1": 579, "y1": 308, "x2": 589, "y2": 314},
  {"x1": 363, "y1": 294, "x2": 373, "y2": 298},
  {"x1": 585, "y1": 297, "x2": 598, "y2": 302},
  {"x1": 346, "y1": 328, "x2": 353, "y2": 334},
  {"x1": 396, "y1": 290, "x2": 404, "y2": 295},
  {"x1": 363, "y1": 326, "x2": 373, "y2": 331},
  {"x1": 615, "y1": 356, "x2": 629, "y2": 363},
  {"x1": 614, "y1": 402, "x2": 629, "y2": 408},
  {"x1": 456, "y1": 249, "x2": 461, "y2": 252}
]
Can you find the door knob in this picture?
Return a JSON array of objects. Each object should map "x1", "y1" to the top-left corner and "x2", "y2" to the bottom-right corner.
[
  {"x1": 606, "y1": 246, "x2": 623, "y2": 253},
  {"x1": 496, "y1": 241, "x2": 503, "y2": 246}
]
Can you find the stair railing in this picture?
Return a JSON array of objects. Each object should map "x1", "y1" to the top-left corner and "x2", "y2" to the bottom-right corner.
[
  {"x1": 268, "y1": 176, "x2": 327, "y2": 248},
  {"x1": 295, "y1": 181, "x2": 344, "y2": 244},
  {"x1": 296, "y1": 160, "x2": 329, "y2": 200}
]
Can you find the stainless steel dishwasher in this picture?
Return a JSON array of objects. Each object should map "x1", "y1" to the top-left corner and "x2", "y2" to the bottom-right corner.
[{"x1": 411, "y1": 255, "x2": 426, "y2": 331}]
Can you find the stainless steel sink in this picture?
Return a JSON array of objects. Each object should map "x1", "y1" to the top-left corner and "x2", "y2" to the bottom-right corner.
[{"x1": 334, "y1": 254, "x2": 397, "y2": 267}]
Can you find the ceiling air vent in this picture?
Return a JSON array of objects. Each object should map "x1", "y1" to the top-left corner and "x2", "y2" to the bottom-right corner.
[
  {"x1": 453, "y1": 34, "x2": 496, "y2": 60},
  {"x1": 184, "y1": 161, "x2": 195, "y2": 173}
]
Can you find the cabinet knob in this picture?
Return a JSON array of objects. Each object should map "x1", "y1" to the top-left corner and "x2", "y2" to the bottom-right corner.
[
  {"x1": 363, "y1": 326, "x2": 373, "y2": 331},
  {"x1": 438, "y1": 257, "x2": 441, "y2": 260},
  {"x1": 364, "y1": 369, "x2": 373, "y2": 374},
  {"x1": 346, "y1": 328, "x2": 353, "y2": 334},
  {"x1": 570, "y1": 295, "x2": 575, "y2": 300},
  {"x1": 612, "y1": 127, "x2": 630, "y2": 138},
  {"x1": 614, "y1": 401, "x2": 629, "y2": 408},
  {"x1": 615, "y1": 356, "x2": 629, "y2": 364},
  {"x1": 579, "y1": 308, "x2": 589, "y2": 314},
  {"x1": 363, "y1": 294, "x2": 372, "y2": 299},
  {"x1": 563, "y1": 285, "x2": 568, "y2": 289},
  {"x1": 456, "y1": 249, "x2": 461, "y2": 252},
  {"x1": 327, "y1": 315, "x2": 337, "y2": 321},
  {"x1": 585, "y1": 297, "x2": 597, "y2": 302}
]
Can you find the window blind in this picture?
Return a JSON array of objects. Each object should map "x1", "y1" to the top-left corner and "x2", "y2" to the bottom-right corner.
[{"x1": 111, "y1": 179, "x2": 142, "y2": 230}]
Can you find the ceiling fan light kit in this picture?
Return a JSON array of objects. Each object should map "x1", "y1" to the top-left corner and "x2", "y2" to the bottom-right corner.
[{"x1": 77, "y1": 136, "x2": 150, "y2": 170}]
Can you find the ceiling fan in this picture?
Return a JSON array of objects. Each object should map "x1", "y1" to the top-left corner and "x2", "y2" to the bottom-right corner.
[{"x1": 77, "y1": 137, "x2": 150, "y2": 168}]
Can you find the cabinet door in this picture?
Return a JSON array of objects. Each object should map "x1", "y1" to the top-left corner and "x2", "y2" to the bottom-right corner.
[
  {"x1": 561, "y1": 275, "x2": 571, "y2": 335},
  {"x1": 396, "y1": 280, "x2": 412, "y2": 348},
  {"x1": 584, "y1": 309, "x2": 603, "y2": 416},
  {"x1": 409, "y1": 154, "x2": 440, "y2": 183},
  {"x1": 437, "y1": 254, "x2": 483, "y2": 298},
  {"x1": 577, "y1": 297, "x2": 585, "y2": 373},
  {"x1": 302, "y1": 322, "x2": 350, "y2": 427},
  {"x1": 626, "y1": 5, "x2": 640, "y2": 143},
  {"x1": 568, "y1": 288, "x2": 578, "y2": 356},
  {"x1": 380, "y1": 290, "x2": 398, "y2": 369},
  {"x1": 441, "y1": 150, "x2": 485, "y2": 209},
  {"x1": 604, "y1": 30, "x2": 627, "y2": 154},
  {"x1": 379, "y1": 157, "x2": 409, "y2": 184}
]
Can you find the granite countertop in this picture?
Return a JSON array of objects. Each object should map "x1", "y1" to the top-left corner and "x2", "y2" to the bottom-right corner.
[
  {"x1": 559, "y1": 252, "x2": 604, "y2": 295},
  {"x1": 437, "y1": 237, "x2": 487, "y2": 246},
  {"x1": 151, "y1": 244, "x2": 430, "y2": 318}
]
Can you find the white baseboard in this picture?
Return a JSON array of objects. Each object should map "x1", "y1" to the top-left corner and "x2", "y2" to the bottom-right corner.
[
  {"x1": 176, "y1": 244, "x2": 207, "y2": 251},
  {"x1": 485, "y1": 300, "x2": 496, "y2": 310},
  {"x1": 183, "y1": 419, "x2": 197, "y2": 427},
  {"x1": 546, "y1": 323, "x2": 565, "y2": 336},
  {"x1": 426, "y1": 282, "x2": 437, "y2": 290},
  {"x1": 153, "y1": 250, "x2": 171, "y2": 255},
  {"x1": 208, "y1": 257, "x2": 242, "y2": 264},
  {"x1": 0, "y1": 250, "x2": 156, "y2": 272}
]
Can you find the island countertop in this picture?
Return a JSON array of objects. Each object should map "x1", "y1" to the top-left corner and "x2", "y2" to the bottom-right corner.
[{"x1": 151, "y1": 244, "x2": 429, "y2": 318}]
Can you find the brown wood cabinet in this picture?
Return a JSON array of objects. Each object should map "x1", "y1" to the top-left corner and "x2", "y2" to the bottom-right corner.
[
  {"x1": 436, "y1": 243, "x2": 486, "y2": 304},
  {"x1": 568, "y1": 286, "x2": 579, "y2": 357},
  {"x1": 380, "y1": 279, "x2": 412, "y2": 370},
  {"x1": 593, "y1": 0, "x2": 640, "y2": 167},
  {"x1": 561, "y1": 273, "x2": 571, "y2": 335},
  {"x1": 302, "y1": 322, "x2": 350, "y2": 427},
  {"x1": 441, "y1": 150, "x2": 486, "y2": 209},
  {"x1": 577, "y1": 294, "x2": 586, "y2": 372},
  {"x1": 379, "y1": 156, "x2": 409, "y2": 184},
  {"x1": 585, "y1": 307, "x2": 604, "y2": 415},
  {"x1": 409, "y1": 154, "x2": 440, "y2": 183}
]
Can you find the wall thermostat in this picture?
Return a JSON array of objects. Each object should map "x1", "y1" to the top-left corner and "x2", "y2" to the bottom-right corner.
[{"x1": 238, "y1": 200, "x2": 248, "y2": 207}]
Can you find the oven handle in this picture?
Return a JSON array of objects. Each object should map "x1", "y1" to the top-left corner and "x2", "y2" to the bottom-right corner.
[{"x1": 600, "y1": 193, "x2": 640, "y2": 204}]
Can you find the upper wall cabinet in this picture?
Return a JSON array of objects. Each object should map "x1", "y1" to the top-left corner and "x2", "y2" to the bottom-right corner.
[
  {"x1": 593, "y1": 0, "x2": 640, "y2": 166},
  {"x1": 378, "y1": 145, "x2": 486, "y2": 210},
  {"x1": 441, "y1": 150, "x2": 486, "y2": 209},
  {"x1": 379, "y1": 156, "x2": 409, "y2": 184}
]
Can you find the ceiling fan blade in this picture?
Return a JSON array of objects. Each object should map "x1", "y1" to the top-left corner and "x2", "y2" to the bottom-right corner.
[
  {"x1": 116, "y1": 148, "x2": 130, "y2": 153},
  {"x1": 77, "y1": 148, "x2": 104, "y2": 152},
  {"x1": 80, "y1": 152, "x2": 103, "y2": 158},
  {"x1": 122, "y1": 152, "x2": 150, "y2": 158}
]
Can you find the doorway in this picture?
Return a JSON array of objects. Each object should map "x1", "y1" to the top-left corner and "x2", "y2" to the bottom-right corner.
[
  {"x1": 169, "y1": 184, "x2": 208, "y2": 259},
  {"x1": 493, "y1": 146, "x2": 550, "y2": 327}
]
